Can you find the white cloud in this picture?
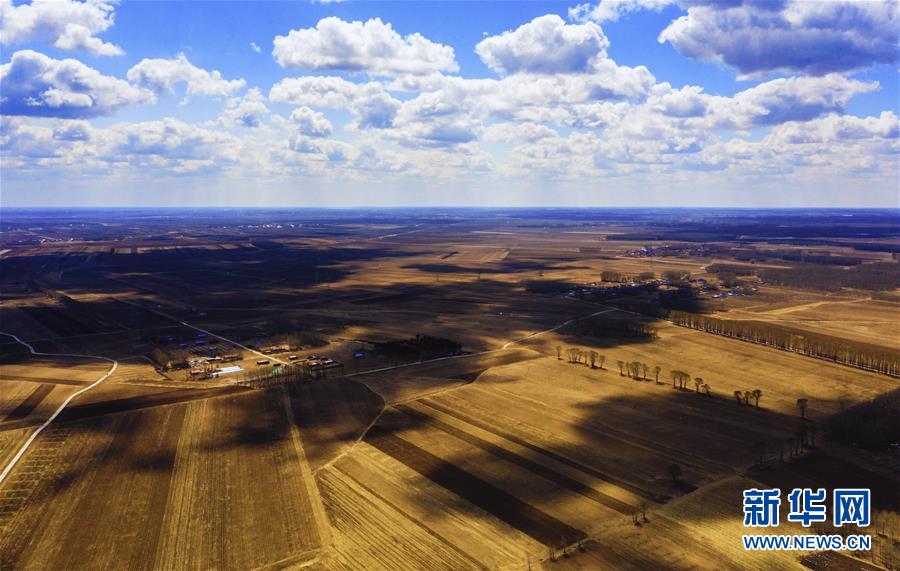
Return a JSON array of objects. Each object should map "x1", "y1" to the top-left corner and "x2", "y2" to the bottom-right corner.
[
  {"x1": 249, "y1": 41, "x2": 261, "y2": 53},
  {"x1": 269, "y1": 76, "x2": 401, "y2": 129},
  {"x1": 269, "y1": 76, "x2": 365, "y2": 108},
  {"x1": 0, "y1": 0, "x2": 124, "y2": 55},
  {"x1": 708, "y1": 74, "x2": 879, "y2": 128},
  {"x1": 475, "y1": 15, "x2": 609, "y2": 75},
  {"x1": 105, "y1": 118, "x2": 239, "y2": 162},
  {"x1": 219, "y1": 88, "x2": 268, "y2": 128},
  {"x1": 0, "y1": 50, "x2": 152, "y2": 118},
  {"x1": 483, "y1": 122, "x2": 559, "y2": 143},
  {"x1": 126, "y1": 53, "x2": 245, "y2": 97},
  {"x1": 648, "y1": 84, "x2": 706, "y2": 118},
  {"x1": 569, "y1": 0, "x2": 673, "y2": 24},
  {"x1": 289, "y1": 107, "x2": 333, "y2": 137},
  {"x1": 273, "y1": 17, "x2": 458, "y2": 76},
  {"x1": 769, "y1": 112, "x2": 899, "y2": 145},
  {"x1": 658, "y1": 1, "x2": 900, "y2": 77}
]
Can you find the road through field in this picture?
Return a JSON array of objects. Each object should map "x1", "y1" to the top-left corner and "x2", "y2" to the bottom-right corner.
[
  {"x1": 346, "y1": 307, "x2": 617, "y2": 377},
  {"x1": 0, "y1": 332, "x2": 118, "y2": 485}
]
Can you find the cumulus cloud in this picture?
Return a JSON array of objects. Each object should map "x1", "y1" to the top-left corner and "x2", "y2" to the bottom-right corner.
[
  {"x1": 710, "y1": 74, "x2": 879, "y2": 127},
  {"x1": 272, "y1": 17, "x2": 458, "y2": 76},
  {"x1": 658, "y1": 1, "x2": 900, "y2": 76},
  {"x1": 649, "y1": 85, "x2": 707, "y2": 118},
  {"x1": 0, "y1": 0, "x2": 124, "y2": 55},
  {"x1": 0, "y1": 50, "x2": 152, "y2": 118},
  {"x1": 483, "y1": 122, "x2": 559, "y2": 143},
  {"x1": 289, "y1": 107, "x2": 333, "y2": 137},
  {"x1": 126, "y1": 53, "x2": 245, "y2": 97},
  {"x1": 769, "y1": 112, "x2": 899, "y2": 145},
  {"x1": 219, "y1": 88, "x2": 268, "y2": 128},
  {"x1": 269, "y1": 77, "x2": 400, "y2": 129},
  {"x1": 269, "y1": 76, "x2": 362, "y2": 108},
  {"x1": 569, "y1": 0, "x2": 673, "y2": 24},
  {"x1": 475, "y1": 15, "x2": 609, "y2": 75}
]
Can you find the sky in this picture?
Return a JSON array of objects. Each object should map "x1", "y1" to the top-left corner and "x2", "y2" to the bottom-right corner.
[{"x1": 1, "y1": 0, "x2": 898, "y2": 208}]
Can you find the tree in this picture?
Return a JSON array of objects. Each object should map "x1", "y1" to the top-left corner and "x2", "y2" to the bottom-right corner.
[
  {"x1": 667, "y1": 463, "x2": 682, "y2": 483},
  {"x1": 694, "y1": 377, "x2": 703, "y2": 393},
  {"x1": 752, "y1": 389, "x2": 762, "y2": 408},
  {"x1": 702, "y1": 383, "x2": 711, "y2": 396},
  {"x1": 796, "y1": 398, "x2": 808, "y2": 418},
  {"x1": 743, "y1": 390, "x2": 752, "y2": 405},
  {"x1": 630, "y1": 361, "x2": 641, "y2": 379},
  {"x1": 588, "y1": 350, "x2": 598, "y2": 369},
  {"x1": 617, "y1": 360, "x2": 624, "y2": 375},
  {"x1": 753, "y1": 440, "x2": 767, "y2": 468},
  {"x1": 671, "y1": 370, "x2": 679, "y2": 388},
  {"x1": 734, "y1": 390, "x2": 744, "y2": 404},
  {"x1": 653, "y1": 366, "x2": 661, "y2": 384},
  {"x1": 556, "y1": 346, "x2": 562, "y2": 360},
  {"x1": 641, "y1": 363, "x2": 649, "y2": 380},
  {"x1": 638, "y1": 501, "x2": 650, "y2": 523},
  {"x1": 597, "y1": 355, "x2": 606, "y2": 370}
]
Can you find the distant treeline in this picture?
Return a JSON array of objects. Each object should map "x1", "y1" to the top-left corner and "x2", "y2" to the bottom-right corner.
[
  {"x1": 668, "y1": 311, "x2": 900, "y2": 377},
  {"x1": 373, "y1": 335, "x2": 462, "y2": 360},
  {"x1": 562, "y1": 317, "x2": 656, "y2": 339},
  {"x1": 823, "y1": 388, "x2": 900, "y2": 451},
  {"x1": 706, "y1": 261, "x2": 900, "y2": 292},
  {"x1": 759, "y1": 262, "x2": 900, "y2": 292},
  {"x1": 753, "y1": 250, "x2": 862, "y2": 266}
]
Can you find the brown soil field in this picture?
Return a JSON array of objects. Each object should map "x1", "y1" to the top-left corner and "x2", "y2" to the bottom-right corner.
[
  {"x1": 287, "y1": 376, "x2": 384, "y2": 471},
  {"x1": 0, "y1": 387, "x2": 325, "y2": 570},
  {"x1": 721, "y1": 298, "x2": 900, "y2": 349},
  {"x1": 2, "y1": 211, "x2": 897, "y2": 570},
  {"x1": 535, "y1": 320, "x2": 896, "y2": 420}
]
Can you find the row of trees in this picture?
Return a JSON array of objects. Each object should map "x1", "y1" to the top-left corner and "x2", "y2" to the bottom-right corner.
[
  {"x1": 733, "y1": 389, "x2": 763, "y2": 408},
  {"x1": 822, "y1": 388, "x2": 899, "y2": 451},
  {"x1": 610, "y1": 359, "x2": 715, "y2": 397},
  {"x1": 668, "y1": 311, "x2": 900, "y2": 377},
  {"x1": 600, "y1": 270, "x2": 658, "y2": 283},
  {"x1": 559, "y1": 346, "x2": 606, "y2": 369},
  {"x1": 751, "y1": 424, "x2": 818, "y2": 469}
]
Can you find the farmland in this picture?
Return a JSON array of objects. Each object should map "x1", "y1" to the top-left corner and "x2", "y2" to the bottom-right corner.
[{"x1": 0, "y1": 208, "x2": 897, "y2": 569}]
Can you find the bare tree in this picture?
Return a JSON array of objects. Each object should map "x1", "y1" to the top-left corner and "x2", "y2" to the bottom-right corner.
[
  {"x1": 556, "y1": 346, "x2": 562, "y2": 360},
  {"x1": 667, "y1": 463, "x2": 682, "y2": 483},
  {"x1": 702, "y1": 383, "x2": 711, "y2": 396},
  {"x1": 694, "y1": 377, "x2": 703, "y2": 393},
  {"x1": 653, "y1": 366, "x2": 661, "y2": 384},
  {"x1": 734, "y1": 390, "x2": 744, "y2": 404},
  {"x1": 752, "y1": 389, "x2": 762, "y2": 408},
  {"x1": 753, "y1": 440, "x2": 767, "y2": 468},
  {"x1": 743, "y1": 390, "x2": 752, "y2": 405},
  {"x1": 638, "y1": 501, "x2": 650, "y2": 523},
  {"x1": 588, "y1": 350, "x2": 598, "y2": 369},
  {"x1": 617, "y1": 360, "x2": 624, "y2": 376},
  {"x1": 796, "y1": 398, "x2": 808, "y2": 418},
  {"x1": 641, "y1": 363, "x2": 649, "y2": 380},
  {"x1": 671, "y1": 370, "x2": 679, "y2": 388},
  {"x1": 597, "y1": 354, "x2": 606, "y2": 370}
]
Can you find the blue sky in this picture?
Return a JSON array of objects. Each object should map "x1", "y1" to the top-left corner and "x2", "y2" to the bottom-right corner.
[{"x1": 1, "y1": 0, "x2": 898, "y2": 207}]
